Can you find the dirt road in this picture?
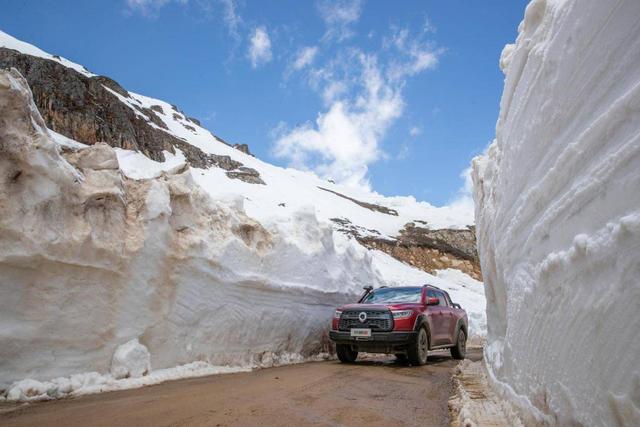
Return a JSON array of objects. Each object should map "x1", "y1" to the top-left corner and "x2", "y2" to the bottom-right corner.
[{"x1": 1, "y1": 349, "x2": 481, "y2": 427}]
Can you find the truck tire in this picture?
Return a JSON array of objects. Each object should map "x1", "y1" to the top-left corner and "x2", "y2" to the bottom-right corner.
[
  {"x1": 450, "y1": 328, "x2": 466, "y2": 360},
  {"x1": 407, "y1": 326, "x2": 429, "y2": 366},
  {"x1": 336, "y1": 344, "x2": 358, "y2": 363}
]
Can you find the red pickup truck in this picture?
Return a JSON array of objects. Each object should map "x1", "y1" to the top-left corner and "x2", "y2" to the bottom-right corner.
[{"x1": 329, "y1": 285, "x2": 468, "y2": 365}]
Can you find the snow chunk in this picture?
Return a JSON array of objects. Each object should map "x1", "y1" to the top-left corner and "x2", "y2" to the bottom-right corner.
[
  {"x1": 115, "y1": 147, "x2": 186, "y2": 180},
  {"x1": 110, "y1": 339, "x2": 151, "y2": 380}
]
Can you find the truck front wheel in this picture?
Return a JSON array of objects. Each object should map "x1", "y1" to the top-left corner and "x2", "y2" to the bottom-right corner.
[
  {"x1": 336, "y1": 344, "x2": 358, "y2": 363},
  {"x1": 407, "y1": 326, "x2": 429, "y2": 366}
]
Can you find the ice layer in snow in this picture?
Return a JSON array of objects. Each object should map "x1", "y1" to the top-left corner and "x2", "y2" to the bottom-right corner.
[{"x1": 472, "y1": 0, "x2": 640, "y2": 425}]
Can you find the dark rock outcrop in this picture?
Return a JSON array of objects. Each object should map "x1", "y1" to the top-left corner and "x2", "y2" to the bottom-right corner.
[
  {"x1": 331, "y1": 218, "x2": 482, "y2": 281},
  {"x1": 233, "y1": 143, "x2": 252, "y2": 156},
  {"x1": 226, "y1": 167, "x2": 265, "y2": 185},
  {"x1": 318, "y1": 187, "x2": 398, "y2": 216}
]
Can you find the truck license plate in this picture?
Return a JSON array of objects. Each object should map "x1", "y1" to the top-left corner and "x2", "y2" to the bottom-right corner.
[{"x1": 350, "y1": 328, "x2": 371, "y2": 338}]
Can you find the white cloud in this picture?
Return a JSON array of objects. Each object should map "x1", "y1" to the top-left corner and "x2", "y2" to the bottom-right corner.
[
  {"x1": 317, "y1": 0, "x2": 363, "y2": 42},
  {"x1": 397, "y1": 142, "x2": 410, "y2": 160},
  {"x1": 219, "y1": 0, "x2": 242, "y2": 39},
  {"x1": 248, "y1": 26, "x2": 272, "y2": 68},
  {"x1": 385, "y1": 26, "x2": 441, "y2": 81},
  {"x1": 448, "y1": 166, "x2": 475, "y2": 217},
  {"x1": 321, "y1": 80, "x2": 348, "y2": 105},
  {"x1": 125, "y1": 0, "x2": 186, "y2": 16},
  {"x1": 274, "y1": 53, "x2": 404, "y2": 189},
  {"x1": 409, "y1": 126, "x2": 421, "y2": 137},
  {"x1": 292, "y1": 46, "x2": 318, "y2": 70},
  {"x1": 274, "y1": 25, "x2": 442, "y2": 190},
  {"x1": 422, "y1": 16, "x2": 437, "y2": 34}
]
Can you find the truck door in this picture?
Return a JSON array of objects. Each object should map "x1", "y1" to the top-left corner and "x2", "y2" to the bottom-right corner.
[
  {"x1": 439, "y1": 291, "x2": 457, "y2": 345},
  {"x1": 427, "y1": 290, "x2": 447, "y2": 346}
]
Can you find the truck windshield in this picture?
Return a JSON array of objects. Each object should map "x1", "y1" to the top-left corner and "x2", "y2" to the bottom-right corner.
[{"x1": 362, "y1": 287, "x2": 422, "y2": 304}]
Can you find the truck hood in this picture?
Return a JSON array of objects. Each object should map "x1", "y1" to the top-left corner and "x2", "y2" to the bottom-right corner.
[{"x1": 338, "y1": 303, "x2": 422, "y2": 311}]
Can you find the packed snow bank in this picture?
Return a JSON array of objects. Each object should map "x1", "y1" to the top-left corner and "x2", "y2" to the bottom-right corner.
[
  {"x1": 0, "y1": 68, "x2": 485, "y2": 399},
  {"x1": 472, "y1": 0, "x2": 640, "y2": 425},
  {"x1": 3, "y1": 362, "x2": 249, "y2": 402},
  {"x1": 449, "y1": 360, "x2": 522, "y2": 427}
]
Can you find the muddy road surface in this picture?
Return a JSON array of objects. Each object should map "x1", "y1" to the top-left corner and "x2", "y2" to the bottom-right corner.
[{"x1": 1, "y1": 349, "x2": 481, "y2": 427}]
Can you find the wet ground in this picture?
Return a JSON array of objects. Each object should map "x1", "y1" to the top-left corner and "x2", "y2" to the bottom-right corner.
[{"x1": 0, "y1": 348, "x2": 482, "y2": 427}]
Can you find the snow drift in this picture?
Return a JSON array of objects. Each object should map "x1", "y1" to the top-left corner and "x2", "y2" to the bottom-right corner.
[
  {"x1": 472, "y1": 0, "x2": 640, "y2": 425},
  {"x1": 0, "y1": 62, "x2": 485, "y2": 400}
]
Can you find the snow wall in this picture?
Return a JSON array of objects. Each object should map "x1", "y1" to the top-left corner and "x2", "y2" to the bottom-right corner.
[
  {"x1": 0, "y1": 68, "x2": 364, "y2": 387},
  {"x1": 472, "y1": 0, "x2": 640, "y2": 425}
]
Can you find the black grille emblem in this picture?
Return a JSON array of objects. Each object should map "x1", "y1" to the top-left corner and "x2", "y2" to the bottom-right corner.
[{"x1": 358, "y1": 312, "x2": 367, "y2": 323}]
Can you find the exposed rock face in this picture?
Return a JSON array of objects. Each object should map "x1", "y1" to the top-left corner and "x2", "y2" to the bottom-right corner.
[
  {"x1": 362, "y1": 241, "x2": 481, "y2": 281},
  {"x1": 332, "y1": 218, "x2": 482, "y2": 280},
  {"x1": 0, "y1": 47, "x2": 171, "y2": 160},
  {"x1": 398, "y1": 223, "x2": 478, "y2": 262},
  {"x1": 226, "y1": 166, "x2": 265, "y2": 185},
  {"x1": 319, "y1": 187, "x2": 399, "y2": 216},
  {"x1": 0, "y1": 47, "x2": 263, "y2": 184},
  {"x1": 233, "y1": 143, "x2": 252, "y2": 156}
]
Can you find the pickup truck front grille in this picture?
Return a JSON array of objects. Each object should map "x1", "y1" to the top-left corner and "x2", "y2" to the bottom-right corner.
[{"x1": 338, "y1": 310, "x2": 393, "y2": 331}]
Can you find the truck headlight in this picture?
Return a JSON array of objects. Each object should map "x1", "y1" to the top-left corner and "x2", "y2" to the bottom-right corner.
[
  {"x1": 333, "y1": 310, "x2": 342, "y2": 319},
  {"x1": 391, "y1": 310, "x2": 413, "y2": 319}
]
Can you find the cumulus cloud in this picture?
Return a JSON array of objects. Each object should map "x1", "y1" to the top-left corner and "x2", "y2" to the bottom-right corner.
[
  {"x1": 317, "y1": 0, "x2": 363, "y2": 42},
  {"x1": 274, "y1": 25, "x2": 441, "y2": 190},
  {"x1": 248, "y1": 26, "x2": 272, "y2": 68},
  {"x1": 274, "y1": 53, "x2": 404, "y2": 189},
  {"x1": 292, "y1": 46, "x2": 318, "y2": 71}
]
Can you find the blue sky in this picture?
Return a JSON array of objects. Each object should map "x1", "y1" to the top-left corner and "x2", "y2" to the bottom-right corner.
[{"x1": 1, "y1": 0, "x2": 528, "y2": 206}]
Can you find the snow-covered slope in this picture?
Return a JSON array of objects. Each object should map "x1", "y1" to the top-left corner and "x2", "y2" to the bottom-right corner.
[
  {"x1": 0, "y1": 31, "x2": 485, "y2": 400},
  {"x1": 472, "y1": 0, "x2": 640, "y2": 425},
  {"x1": 109, "y1": 87, "x2": 474, "y2": 236},
  {"x1": 0, "y1": 30, "x2": 94, "y2": 77}
]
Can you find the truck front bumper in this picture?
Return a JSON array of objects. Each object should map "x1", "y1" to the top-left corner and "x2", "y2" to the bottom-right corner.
[{"x1": 329, "y1": 330, "x2": 418, "y2": 354}]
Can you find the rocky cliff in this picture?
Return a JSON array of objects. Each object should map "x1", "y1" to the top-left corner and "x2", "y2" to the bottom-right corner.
[{"x1": 0, "y1": 46, "x2": 263, "y2": 184}]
